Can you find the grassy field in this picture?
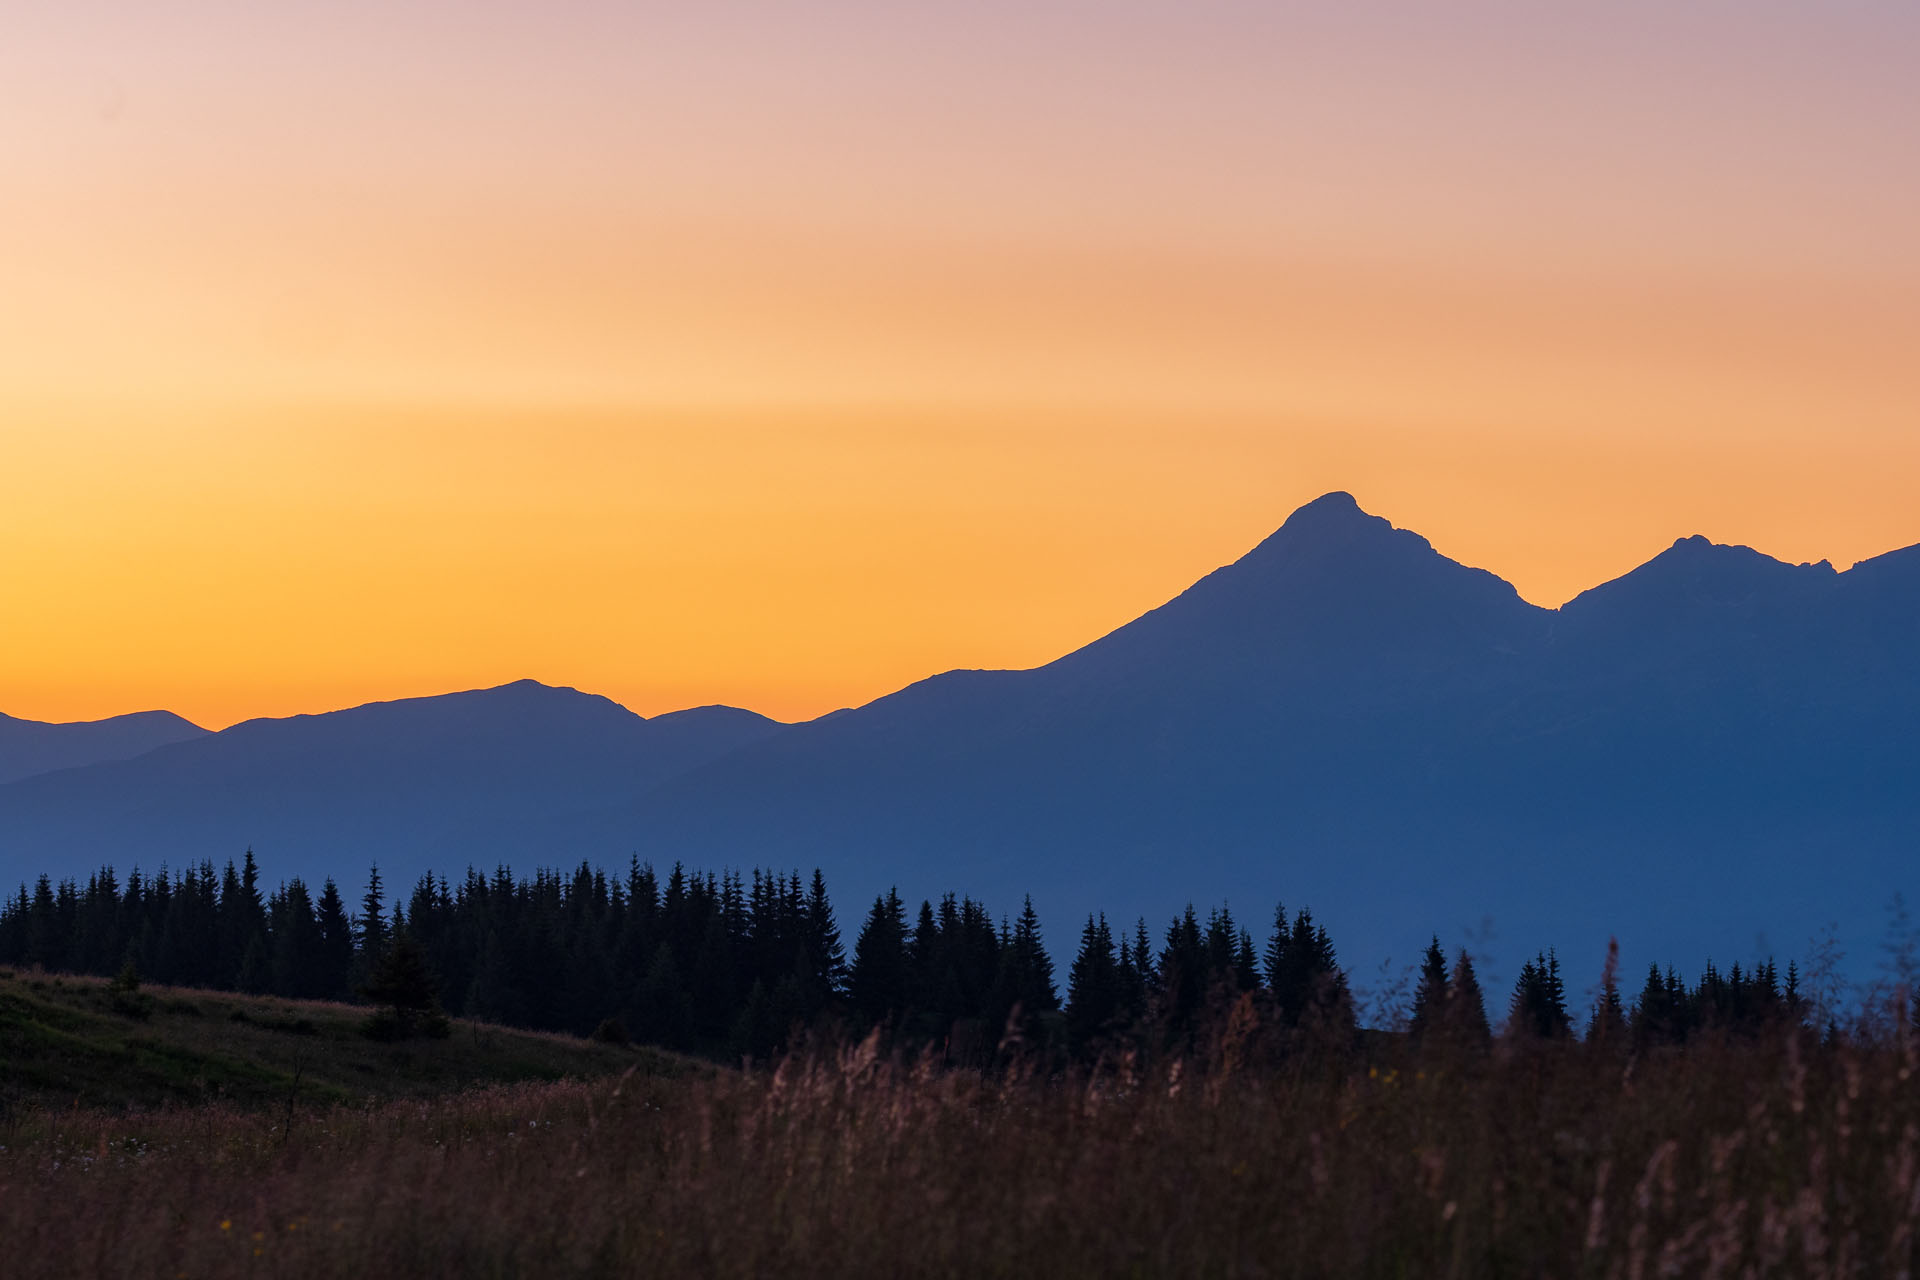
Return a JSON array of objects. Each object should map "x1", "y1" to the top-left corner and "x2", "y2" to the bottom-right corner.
[
  {"x1": 5, "y1": 976, "x2": 1919, "y2": 1278},
  {"x1": 0, "y1": 967, "x2": 687, "y2": 1111}
]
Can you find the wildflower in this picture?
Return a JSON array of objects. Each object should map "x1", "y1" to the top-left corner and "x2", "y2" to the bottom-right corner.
[{"x1": 219, "y1": 1220, "x2": 231, "y2": 1232}]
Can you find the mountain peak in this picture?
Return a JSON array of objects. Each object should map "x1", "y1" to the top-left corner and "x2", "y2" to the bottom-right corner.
[
  {"x1": 1277, "y1": 490, "x2": 1386, "y2": 537},
  {"x1": 1243, "y1": 492, "x2": 1432, "y2": 569},
  {"x1": 1563, "y1": 534, "x2": 1836, "y2": 621}
]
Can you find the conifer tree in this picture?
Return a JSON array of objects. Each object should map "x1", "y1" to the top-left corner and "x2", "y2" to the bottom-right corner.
[
  {"x1": 804, "y1": 869, "x2": 847, "y2": 1005},
  {"x1": 357, "y1": 865, "x2": 389, "y2": 968},
  {"x1": 1130, "y1": 919, "x2": 1156, "y2": 992},
  {"x1": 1630, "y1": 963, "x2": 1675, "y2": 1047},
  {"x1": 1066, "y1": 914, "x2": 1121, "y2": 1051},
  {"x1": 1009, "y1": 896, "x2": 1058, "y2": 1012},
  {"x1": 1446, "y1": 950, "x2": 1492, "y2": 1050},
  {"x1": 1159, "y1": 906, "x2": 1207, "y2": 1032},
  {"x1": 314, "y1": 879, "x2": 357, "y2": 999},
  {"x1": 1262, "y1": 901, "x2": 1290, "y2": 994},
  {"x1": 1507, "y1": 950, "x2": 1571, "y2": 1039},
  {"x1": 1408, "y1": 936, "x2": 1449, "y2": 1044},
  {"x1": 850, "y1": 889, "x2": 909, "y2": 1029},
  {"x1": 1580, "y1": 939, "x2": 1627, "y2": 1047},
  {"x1": 358, "y1": 929, "x2": 450, "y2": 1040},
  {"x1": 1233, "y1": 929, "x2": 1259, "y2": 994}
]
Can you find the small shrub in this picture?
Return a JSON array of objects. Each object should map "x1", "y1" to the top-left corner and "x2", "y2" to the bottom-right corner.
[
  {"x1": 106, "y1": 963, "x2": 154, "y2": 1020},
  {"x1": 592, "y1": 1017, "x2": 631, "y2": 1046},
  {"x1": 357, "y1": 931, "x2": 451, "y2": 1040}
]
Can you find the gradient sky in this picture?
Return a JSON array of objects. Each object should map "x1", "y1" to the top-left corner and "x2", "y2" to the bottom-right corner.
[{"x1": 4, "y1": 1, "x2": 1917, "y2": 729}]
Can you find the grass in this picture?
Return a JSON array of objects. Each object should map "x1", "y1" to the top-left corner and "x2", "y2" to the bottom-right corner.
[
  {"x1": 0, "y1": 967, "x2": 690, "y2": 1111},
  {"x1": 4, "y1": 995, "x2": 1919, "y2": 1277}
]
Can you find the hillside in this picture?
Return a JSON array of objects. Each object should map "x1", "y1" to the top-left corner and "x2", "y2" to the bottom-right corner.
[
  {"x1": 0, "y1": 710, "x2": 207, "y2": 786},
  {"x1": 0, "y1": 967, "x2": 687, "y2": 1110},
  {"x1": 611, "y1": 495, "x2": 1920, "y2": 982},
  {"x1": 3, "y1": 495, "x2": 1916, "y2": 988},
  {"x1": 0, "y1": 681, "x2": 783, "y2": 888}
]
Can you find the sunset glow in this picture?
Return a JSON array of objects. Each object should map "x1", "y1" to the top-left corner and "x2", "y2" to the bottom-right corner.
[{"x1": 6, "y1": 1, "x2": 1917, "y2": 729}]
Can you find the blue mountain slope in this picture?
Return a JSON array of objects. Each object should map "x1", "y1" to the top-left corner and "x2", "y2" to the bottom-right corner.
[
  {"x1": 0, "y1": 710, "x2": 208, "y2": 785},
  {"x1": 616, "y1": 499, "x2": 1920, "y2": 987},
  {"x1": 5, "y1": 497, "x2": 1916, "y2": 992},
  {"x1": 0, "y1": 681, "x2": 784, "y2": 892}
]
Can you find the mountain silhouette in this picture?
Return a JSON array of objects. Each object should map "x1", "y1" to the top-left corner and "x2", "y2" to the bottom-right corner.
[
  {"x1": 0, "y1": 681, "x2": 781, "y2": 885},
  {"x1": 605, "y1": 497, "x2": 1919, "y2": 984},
  {"x1": 3, "y1": 497, "x2": 1915, "y2": 988},
  {"x1": 0, "y1": 709, "x2": 207, "y2": 786}
]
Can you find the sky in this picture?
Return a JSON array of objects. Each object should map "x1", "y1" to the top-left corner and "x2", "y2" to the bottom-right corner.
[{"x1": 3, "y1": 1, "x2": 1917, "y2": 730}]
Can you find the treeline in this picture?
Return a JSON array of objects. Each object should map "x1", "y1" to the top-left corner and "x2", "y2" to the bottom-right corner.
[{"x1": 0, "y1": 854, "x2": 1879, "y2": 1063}]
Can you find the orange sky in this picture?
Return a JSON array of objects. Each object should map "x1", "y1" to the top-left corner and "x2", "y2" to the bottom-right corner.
[{"x1": 3, "y1": 2, "x2": 1917, "y2": 730}]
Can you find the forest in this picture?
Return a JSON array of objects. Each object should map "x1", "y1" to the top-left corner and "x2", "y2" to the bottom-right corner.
[
  {"x1": 9, "y1": 852, "x2": 1920, "y2": 1278},
  {"x1": 0, "y1": 851, "x2": 1872, "y2": 1062}
]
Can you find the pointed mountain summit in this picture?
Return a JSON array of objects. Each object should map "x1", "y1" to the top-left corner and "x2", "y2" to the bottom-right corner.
[
  {"x1": 0, "y1": 708, "x2": 208, "y2": 785},
  {"x1": 616, "y1": 494, "x2": 1920, "y2": 988},
  {"x1": 1055, "y1": 492, "x2": 1546, "y2": 684},
  {"x1": 6, "y1": 495, "x2": 1919, "y2": 993}
]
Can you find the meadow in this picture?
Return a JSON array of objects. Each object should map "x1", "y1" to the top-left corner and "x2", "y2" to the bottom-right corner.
[{"x1": 5, "y1": 969, "x2": 1918, "y2": 1278}]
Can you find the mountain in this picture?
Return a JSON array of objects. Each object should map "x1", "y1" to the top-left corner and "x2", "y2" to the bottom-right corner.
[
  {"x1": 5, "y1": 496, "x2": 1916, "y2": 991},
  {"x1": 0, "y1": 681, "x2": 782, "y2": 891},
  {"x1": 0, "y1": 709, "x2": 208, "y2": 785},
  {"x1": 607, "y1": 495, "x2": 1920, "y2": 986}
]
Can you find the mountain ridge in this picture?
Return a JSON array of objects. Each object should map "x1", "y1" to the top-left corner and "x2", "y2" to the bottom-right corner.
[
  {"x1": 0, "y1": 708, "x2": 209, "y2": 787},
  {"x1": 4, "y1": 494, "x2": 1916, "y2": 988}
]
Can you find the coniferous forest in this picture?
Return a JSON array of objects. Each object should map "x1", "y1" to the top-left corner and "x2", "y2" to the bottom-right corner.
[
  {"x1": 9, "y1": 852, "x2": 1920, "y2": 1279},
  {"x1": 0, "y1": 851, "x2": 1865, "y2": 1064}
]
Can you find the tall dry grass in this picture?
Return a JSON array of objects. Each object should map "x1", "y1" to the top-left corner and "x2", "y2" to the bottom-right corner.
[{"x1": 4, "y1": 1027, "x2": 1919, "y2": 1278}]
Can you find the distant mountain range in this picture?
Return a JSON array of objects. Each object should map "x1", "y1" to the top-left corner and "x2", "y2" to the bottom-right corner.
[
  {"x1": 0, "y1": 709, "x2": 208, "y2": 786},
  {"x1": 4, "y1": 493, "x2": 1915, "y2": 989},
  {"x1": 0, "y1": 683, "x2": 782, "y2": 884}
]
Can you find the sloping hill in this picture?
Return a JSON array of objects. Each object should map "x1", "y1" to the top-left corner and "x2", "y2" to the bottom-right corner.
[
  {"x1": 0, "y1": 709, "x2": 207, "y2": 785},
  {"x1": 612, "y1": 496, "x2": 1920, "y2": 983},
  {"x1": 0, "y1": 966, "x2": 687, "y2": 1109},
  {"x1": 0, "y1": 681, "x2": 784, "y2": 893},
  {"x1": 5, "y1": 496, "x2": 1917, "y2": 988}
]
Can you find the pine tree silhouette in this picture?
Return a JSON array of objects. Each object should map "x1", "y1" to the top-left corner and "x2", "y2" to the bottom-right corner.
[
  {"x1": 358, "y1": 929, "x2": 450, "y2": 1040},
  {"x1": 357, "y1": 865, "x2": 388, "y2": 972},
  {"x1": 1408, "y1": 936, "x2": 1449, "y2": 1044},
  {"x1": 1066, "y1": 914, "x2": 1121, "y2": 1051},
  {"x1": 1507, "y1": 950, "x2": 1571, "y2": 1040},
  {"x1": 1446, "y1": 950, "x2": 1492, "y2": 1051},
  {"x1": 850, "y1": 889, "x2": 909, "y2": 1030}
]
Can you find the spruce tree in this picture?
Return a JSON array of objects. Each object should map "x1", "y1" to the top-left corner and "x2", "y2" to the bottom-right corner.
[
  {"x1": 804, "y1": 869, "x2": 846, "y2": 1006},
  {"x1": 357, "y1": 865, "x2": 389, "y2": 968},
  {"x1": 1159, "y1": 906, "x2": 1207, "y2": 1033},
  {"x1": 1446, "y1": 950, "x2": 1492, "y2": 1050},
  {"x1": 1587, "y1": 976, "x2": 1627, "y2": 1047},
  {"x1": 1261, "y1": 901, "x2": 1290, "y2": 993},
  {"x1": 1065, "y1": 914, "x2": 1121, "y2": 1052},
  {"x1": 314, "y1": 879, "x2": 357, "y2": 999},
  {"x1": 358, "y1": 930, "x2": 450, "y2": 1039},
  {"x1": 1408, "y1": 936, "x2": 1449, "y2": 1044},
  {"x1": 1009, "y1": 897, "x2": 1058, "y2": 1013},
  {"x1": 1507, "y1": 950, "x2": 1571, "y2": 1040},
  {"x1": 850, "y1": 889, "x2": 909, "y2": 1029}
]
